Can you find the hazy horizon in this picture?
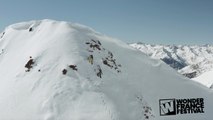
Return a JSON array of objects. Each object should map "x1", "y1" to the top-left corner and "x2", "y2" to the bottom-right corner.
[{"x1": 0, "y1": 0, "x2": 212, "y2": 45}]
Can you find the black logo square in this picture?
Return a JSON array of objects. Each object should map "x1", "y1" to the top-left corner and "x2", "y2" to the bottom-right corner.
[{"x1": 159, "y1": 99, "x2": 176, "y2": 116}]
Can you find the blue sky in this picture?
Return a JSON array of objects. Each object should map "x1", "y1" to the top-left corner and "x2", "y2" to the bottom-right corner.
[{"x1": 0, "y1": 0, "x2": 213, "y2": 45}]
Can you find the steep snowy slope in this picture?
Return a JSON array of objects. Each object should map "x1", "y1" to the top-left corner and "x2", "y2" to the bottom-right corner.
[
  {"x1": 130, "y1": 43, "x2": 213, "y2": 79},
  {"x1": 0, "y1": 20, "x2": 213, "y2": 120}
]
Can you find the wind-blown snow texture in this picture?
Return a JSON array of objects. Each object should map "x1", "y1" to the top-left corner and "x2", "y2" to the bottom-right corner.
[
  {"x1": 130, "y1": 43, "x2": 213, "y2": 87},
  {"x1": 0, "y1": 20, "x2": 213, "y2": 120}
]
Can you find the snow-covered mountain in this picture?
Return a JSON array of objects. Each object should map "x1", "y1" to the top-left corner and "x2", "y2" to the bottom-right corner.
[
  {"x1": 0, "y1": 19, "x2": 213, "y2": 120},
  {"x1": 130, "y1": 43, "x2": 213, "y2": 79}
]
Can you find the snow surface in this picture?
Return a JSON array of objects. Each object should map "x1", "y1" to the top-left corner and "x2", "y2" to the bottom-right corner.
[
  {"x1": 0, "y1": 19, "x2": 213, "y2": 120},
  {"x1": 193, "y1": 70, "x2": 213, "y2": 88}
]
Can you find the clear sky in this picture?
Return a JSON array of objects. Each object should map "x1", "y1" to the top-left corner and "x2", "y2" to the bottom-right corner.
[{"x1": 0, "y1": 0, "x2": 213, "y2": 45}]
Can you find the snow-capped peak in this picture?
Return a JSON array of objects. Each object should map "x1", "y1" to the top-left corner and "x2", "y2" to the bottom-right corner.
[
  {"x1": 0, "y1": 20, "x2": 213, "y2": 120},
  {"x1": 130, "y1": 43, "x2": 213, "y2": 78}
]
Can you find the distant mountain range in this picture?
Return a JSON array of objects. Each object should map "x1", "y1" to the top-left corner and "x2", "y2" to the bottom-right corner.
[{"x1": 130, "y1": 42, "x2": 213, "y2": 81}]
